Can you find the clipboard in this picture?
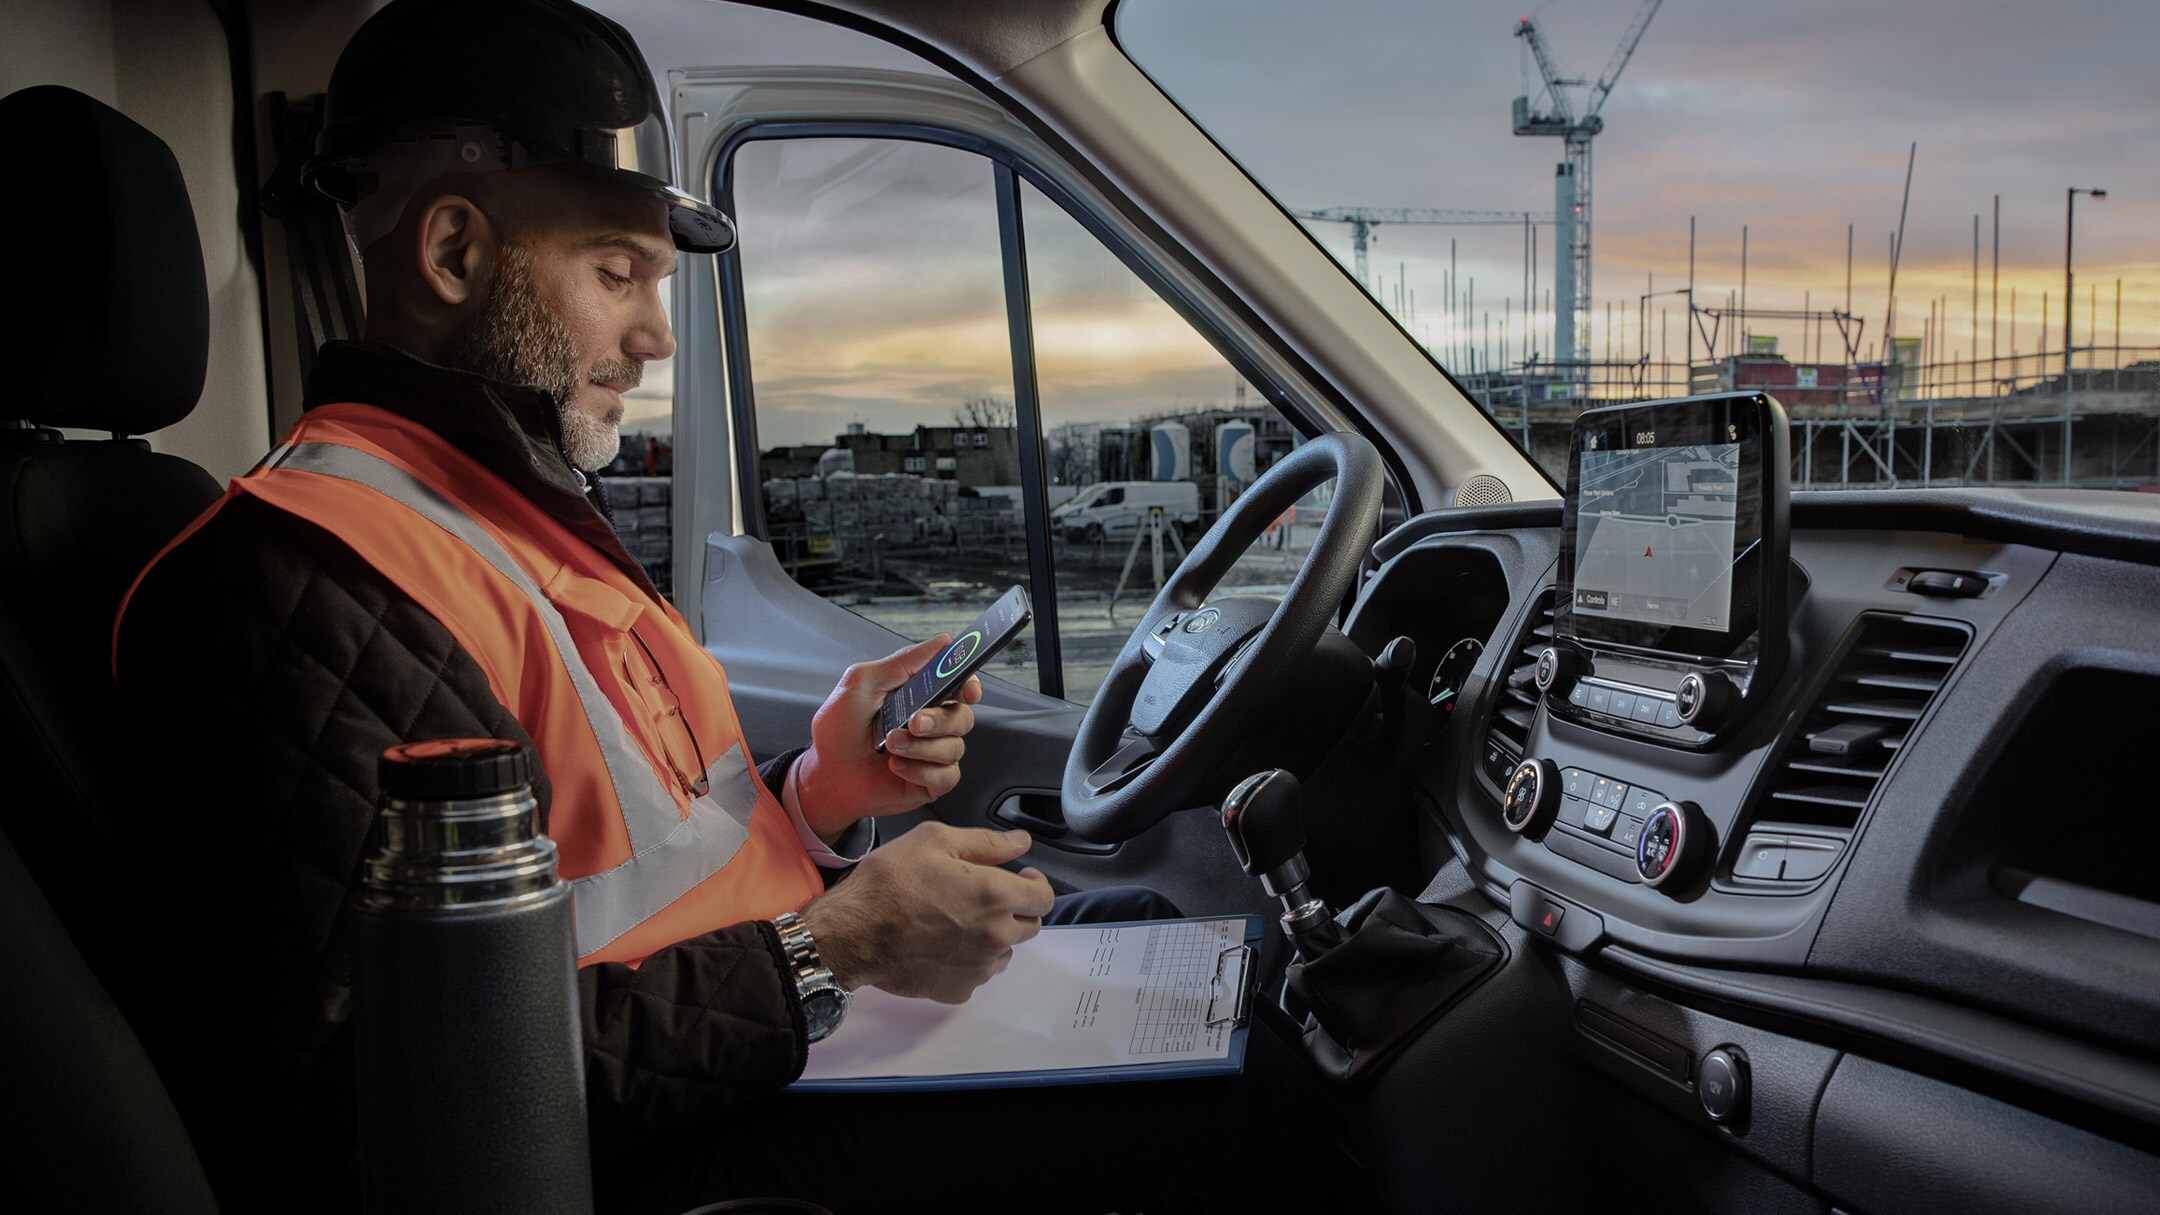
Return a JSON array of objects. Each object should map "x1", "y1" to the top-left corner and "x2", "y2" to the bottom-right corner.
[{"x1": 792, "y1": 914, "x2": 1263, "y2": 1093}]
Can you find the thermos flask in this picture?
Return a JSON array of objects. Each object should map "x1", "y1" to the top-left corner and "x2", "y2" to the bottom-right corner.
[{"x1": 353, "y1": 738, "x2": 592, "y2": 1215}]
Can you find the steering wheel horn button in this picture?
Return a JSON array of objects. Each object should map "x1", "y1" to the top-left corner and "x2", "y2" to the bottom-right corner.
[{"x1": 1127, "y1": 595, "x2": 1277, "y2": 737}]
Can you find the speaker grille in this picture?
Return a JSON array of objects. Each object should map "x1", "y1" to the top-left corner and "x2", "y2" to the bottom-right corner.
[{"x1": 1453, "y1": 475, "x2": 1513, "y2": 507}]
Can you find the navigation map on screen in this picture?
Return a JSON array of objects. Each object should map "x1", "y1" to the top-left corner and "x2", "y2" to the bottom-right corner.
[{"x1": 1572, "y1": 442, "x2": 1741, "y2": 633}]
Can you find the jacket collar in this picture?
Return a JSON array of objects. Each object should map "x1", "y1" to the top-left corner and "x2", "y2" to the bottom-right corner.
[{"x1": 301, "y1": 341, "x2": 659, "y2": 599}]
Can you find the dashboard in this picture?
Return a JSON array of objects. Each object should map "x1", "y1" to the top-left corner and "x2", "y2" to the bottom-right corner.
[{"x1": 1333, "y1": 397, "x2": 2160, "y2": 1207}]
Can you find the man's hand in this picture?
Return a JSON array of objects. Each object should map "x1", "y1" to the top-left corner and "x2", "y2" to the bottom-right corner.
[
  {"x1": 800, "y1": 822, "x2": 1054, "y2": 1003},
  {"x1": 791, "y1": 634, "x2": 982, "y2": 841}
]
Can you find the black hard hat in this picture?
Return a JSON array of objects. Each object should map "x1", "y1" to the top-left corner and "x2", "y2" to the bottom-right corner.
[{"x1": 301, "y1": 0, "x2": 734, "y2": 253}]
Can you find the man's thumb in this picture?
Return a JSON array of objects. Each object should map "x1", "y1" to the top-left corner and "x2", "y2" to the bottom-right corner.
[
  {"x1": 851, "y1": 633, "x2": 950, "y2": 697},
  {"x1": 949, "y1": 827, "x2": 1032, "y2": 865}
]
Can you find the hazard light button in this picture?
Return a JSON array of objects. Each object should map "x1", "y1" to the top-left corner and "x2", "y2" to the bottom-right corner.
[{"x1": 1533, "y1": 899, "x2": 1566, "y2": 937}]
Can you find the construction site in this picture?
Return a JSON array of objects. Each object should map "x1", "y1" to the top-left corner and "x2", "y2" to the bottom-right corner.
[{"x1": 1300, "y1": 0, "x2": 2157, "y2": 492}]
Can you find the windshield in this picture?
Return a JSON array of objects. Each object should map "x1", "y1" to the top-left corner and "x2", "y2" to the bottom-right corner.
[{"x1": 1116, "y1": 0, "x2": 2158, "y2": 492}]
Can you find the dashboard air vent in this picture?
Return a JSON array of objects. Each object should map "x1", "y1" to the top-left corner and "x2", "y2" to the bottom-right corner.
[
  {"x1": 1761, "y1": 613, "x2": 1970, "y2": 832},
  {"x1": 1480, "y1": 587, "x2": 1556, "y2": 786}
]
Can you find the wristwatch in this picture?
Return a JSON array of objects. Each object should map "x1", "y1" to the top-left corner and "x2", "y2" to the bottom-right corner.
[{"x1": 771, "y1": 910, "x2": 851, "y2": 1043}]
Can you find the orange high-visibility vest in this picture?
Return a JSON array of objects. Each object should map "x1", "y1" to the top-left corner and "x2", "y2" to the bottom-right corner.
[{"x1": 118, "y1": 402, "x2": 823, "y2": 966}]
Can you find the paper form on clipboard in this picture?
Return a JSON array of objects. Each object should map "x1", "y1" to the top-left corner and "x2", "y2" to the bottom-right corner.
[{"x1": 792, "y1": 915, "x2": 1261, "y2": 1092}]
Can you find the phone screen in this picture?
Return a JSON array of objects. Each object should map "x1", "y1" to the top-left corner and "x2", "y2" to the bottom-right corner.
[{"x1": 878, "y1": 586, "x2": 1033, "y2": 742}]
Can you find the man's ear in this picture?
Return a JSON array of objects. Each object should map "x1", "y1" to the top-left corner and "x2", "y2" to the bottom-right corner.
[{"x1": 410, "y1": 193, "x2": 498, "y2": 310}]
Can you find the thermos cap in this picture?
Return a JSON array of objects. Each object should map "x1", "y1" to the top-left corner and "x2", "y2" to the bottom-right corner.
[{"x1": 379, "y1": 738, "x2": 534, "y2": 802}]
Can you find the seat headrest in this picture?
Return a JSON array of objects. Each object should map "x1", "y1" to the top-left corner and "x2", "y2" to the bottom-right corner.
[{"x1": 2, "y1": 86, "x2": 209, "y2": 436}]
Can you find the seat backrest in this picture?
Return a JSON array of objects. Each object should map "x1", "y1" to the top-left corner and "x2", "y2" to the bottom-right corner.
[
  {"x1": 0, "y1": 84, "x2": 232, "y2": 1207},
  {"x1": 0, "y1": 84, "x2": 222, "y2": 939}
]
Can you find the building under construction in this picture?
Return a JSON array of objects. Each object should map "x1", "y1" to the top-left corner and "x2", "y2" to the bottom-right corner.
[{"x1": 1460, "y1": 334, "x2": 2160, "y2": 491}]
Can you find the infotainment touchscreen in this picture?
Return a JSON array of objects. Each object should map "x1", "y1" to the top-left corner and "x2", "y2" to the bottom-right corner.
[
  {"x1": 1557, "y1": 392, "x2": 1788, "y2": 666},
  {"x1": 1571, "y1": 440, "x2": 1742, "y2": 633}
]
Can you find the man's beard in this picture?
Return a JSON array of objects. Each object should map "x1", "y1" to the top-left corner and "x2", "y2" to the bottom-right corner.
[{"x1": 445, "y1": 243, "x2": 639, "y2": 473}]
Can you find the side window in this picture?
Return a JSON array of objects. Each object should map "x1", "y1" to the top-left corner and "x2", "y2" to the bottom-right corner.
[
  {"x1": 725, "y1": 137, "x2": 1317, "y2": 704},
  {"x1": 1020, "y1": 181, "x2": 1319, "y2": 703},
  {"x1": 729, "y1": 137, "x2": 1040, "y2": 689}
]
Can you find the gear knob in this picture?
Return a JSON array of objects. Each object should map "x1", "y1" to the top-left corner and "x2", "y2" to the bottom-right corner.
[
  {"x1": 1222, "y1": 769, "x2": 1307, "y2": 879},
  {"x1": 1222, "y1": 769, "x2": 1340, "y2": 960}
]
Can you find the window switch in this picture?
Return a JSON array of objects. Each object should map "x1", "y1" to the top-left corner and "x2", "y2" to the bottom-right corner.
[{"x1": 1906, "y1": 569, "x2": 1989, "y2": 598}]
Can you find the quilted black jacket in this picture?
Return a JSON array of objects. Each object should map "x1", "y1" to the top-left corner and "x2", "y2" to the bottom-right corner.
[{"x1": 115, "y1": 343, "x2": 809, "y2": 1202}]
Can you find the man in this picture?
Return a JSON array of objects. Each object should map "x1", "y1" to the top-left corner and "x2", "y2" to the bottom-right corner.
[{"x1": 117, "y1": 1, "x2": 1316, "y2": 1212}]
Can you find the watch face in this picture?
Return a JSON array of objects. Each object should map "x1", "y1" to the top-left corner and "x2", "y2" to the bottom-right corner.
[{"x1": 802, "y1": 987, "x2": 847, "y2": 1043}]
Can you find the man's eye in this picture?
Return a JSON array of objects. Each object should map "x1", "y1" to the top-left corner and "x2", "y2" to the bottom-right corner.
[{"x1": 599, "y1": 268, "x2": 633, "y2": 287}]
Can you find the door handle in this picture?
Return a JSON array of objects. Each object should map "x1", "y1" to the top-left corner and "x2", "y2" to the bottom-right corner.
[{"x1": 990, "y1": 791, "x2": 1118, "y2": 855}]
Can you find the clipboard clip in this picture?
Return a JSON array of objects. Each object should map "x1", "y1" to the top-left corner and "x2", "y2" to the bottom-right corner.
[{"x1": 1205, "y1": 943, "x2": 1255, "y2": 1028}]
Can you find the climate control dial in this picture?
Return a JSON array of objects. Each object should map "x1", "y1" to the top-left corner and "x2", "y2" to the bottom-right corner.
[
  {"x1": 1637, "y1": 800, "x2": 1711, "y2": 889},
  {"x1": 1503, "y1": 758, "x2": 1560, "y2": 834}
]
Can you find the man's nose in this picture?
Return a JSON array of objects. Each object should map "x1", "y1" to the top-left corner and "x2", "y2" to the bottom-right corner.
[{"x1": 627, "y1": 286, "x2": 676, "y2": 363}]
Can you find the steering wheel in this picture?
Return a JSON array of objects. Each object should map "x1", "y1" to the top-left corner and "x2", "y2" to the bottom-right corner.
[{"x1": 1061, "y1": 431, "x2": 1385, "y2": 842}]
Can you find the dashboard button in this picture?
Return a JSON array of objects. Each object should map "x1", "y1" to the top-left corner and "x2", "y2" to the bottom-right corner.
[
  {"x1": 1562, "y1": 767, "x2": 1593, "y2": 799},
  {"x1": 1606, "y1": 690, "x2": 1636, "y2": 719},
  {"x1": 1586, "y1": 686, "x2": 1612, "y2": 714},
  {"x1": 1780, "y1": 836, "x2": 1843, "y2": 880},
  {"x1": 1699, "y1": 1047, "x2": 1749, "y2": 1124},
  {"x1": 1583, "y1": 801, "x2": 1619, "y2": 834},
  {"x1": 1907, "y1": 569, "x2": 1988, "y2": 598},
  {"x1": 1569, "y1": 683, "x2": 1589, "y2": 707},
  {"x1": 1597, "y1": 780, "x2": 1628, "y2": 810},
  {"x1": 1631, "y1": 696, "x2": 1661, "y2": 724},
  {"x1": 1614, "y1": 815, "x2": 1644, "y2": 850},
  {"x1": 1533, "y1": 899, "x2": 1566, "y2": 936},
  {"x1": 1624, "y1": 786, "x2": 1664, "y2": 818},
  {"x1": 1656, "y1": 699, "x2": 1682, "y2": 728},
  {"x1": 1732, "y1": 834, "x2": 1790, "y2": 880},
  {"x1": 1535, "y1": 646, "x2": 1586, "y2": 695},
  {"x1": 1562, "y1": 794, "x2": 1594, "y2": 828},
  {"x1": 1676, "y1": 671, "x2": 1738, "y2": 730}
]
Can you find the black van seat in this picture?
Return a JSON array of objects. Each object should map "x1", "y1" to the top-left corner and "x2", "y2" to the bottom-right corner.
[{"x1": 0, "y1": 84, "x2": 230, "y2": 1205}]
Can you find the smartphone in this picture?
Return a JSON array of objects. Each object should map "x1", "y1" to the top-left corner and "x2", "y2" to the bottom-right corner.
[{"x1": 877, "y1": 586, "x2": 1033, "y2": 749}]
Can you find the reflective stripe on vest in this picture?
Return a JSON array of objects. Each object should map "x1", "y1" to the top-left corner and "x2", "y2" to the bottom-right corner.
[{"x1": 268, "y1": 440, "x2": 759, "y2": 959}]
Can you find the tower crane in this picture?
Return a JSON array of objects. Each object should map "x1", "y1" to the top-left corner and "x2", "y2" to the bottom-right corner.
[
  {"x1": 1512, "y1": 0, "x2": 1663, "y2": 385},
  {"x1": 1293, "y1": 207, "x2": 1552, "y2": 291}
]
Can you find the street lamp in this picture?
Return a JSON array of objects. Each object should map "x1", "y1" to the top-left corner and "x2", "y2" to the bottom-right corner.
[{"x1": 2066, "y1": 187, "x2": 2107, "y2": 387}]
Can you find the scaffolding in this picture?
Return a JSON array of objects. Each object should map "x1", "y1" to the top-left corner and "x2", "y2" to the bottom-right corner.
[{"x1": 1463, "y1": 344, "x2": 2160, "y2": 490}]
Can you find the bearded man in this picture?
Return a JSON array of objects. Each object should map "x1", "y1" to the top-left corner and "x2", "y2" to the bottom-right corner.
[{"x1": 109, "y1": 0, "x2": 1346, "y2": 1211}]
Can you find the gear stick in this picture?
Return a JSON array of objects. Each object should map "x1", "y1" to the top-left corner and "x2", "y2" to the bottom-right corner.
[{"x1": 1221, "y1": 769, "x2": 1342, "y2": 960}]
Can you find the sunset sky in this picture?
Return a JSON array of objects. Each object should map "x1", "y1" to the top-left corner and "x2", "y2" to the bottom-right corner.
[{"x1": 610, "y1": 0, "x2": 2159, "y2": 442}]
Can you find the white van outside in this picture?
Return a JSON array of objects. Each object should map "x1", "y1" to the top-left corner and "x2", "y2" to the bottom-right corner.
[{"x1": 1050, "y1": 481, "x2": 1201, "y2": 542}]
